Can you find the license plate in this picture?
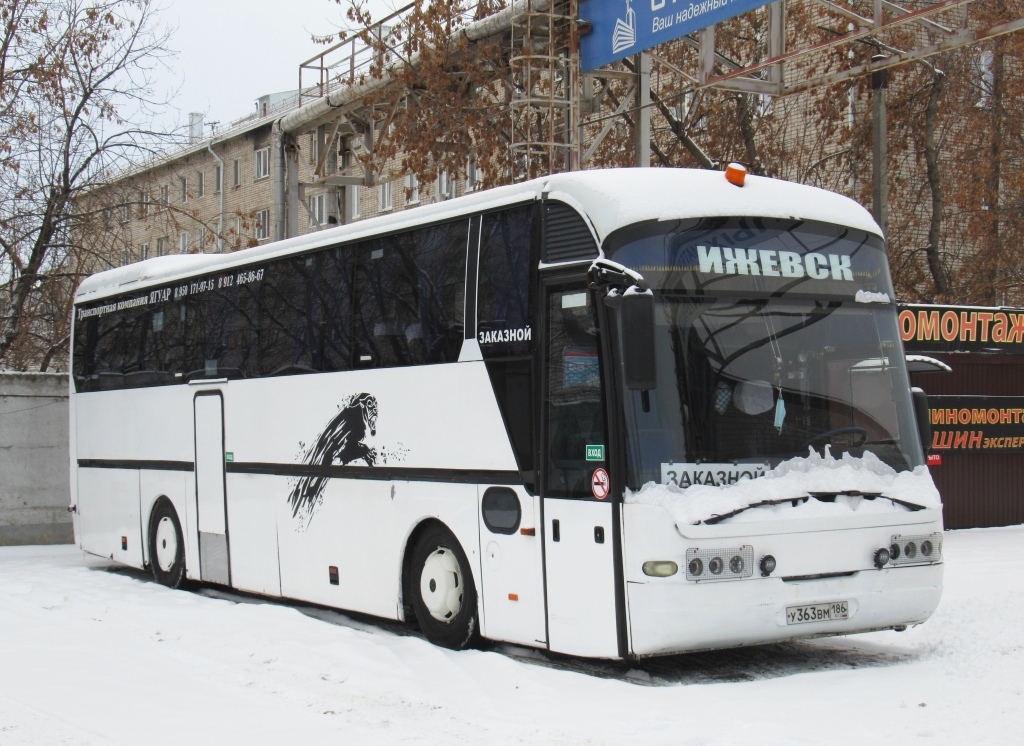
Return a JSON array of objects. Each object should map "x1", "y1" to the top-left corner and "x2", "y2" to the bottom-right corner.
[{"x1": 786, "y1": 601, "x2": 849, "y2": 625}]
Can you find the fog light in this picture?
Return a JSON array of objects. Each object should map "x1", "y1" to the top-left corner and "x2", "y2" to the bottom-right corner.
[
  {"x1": 905, "y1": 542, "x2": 917, "y2": 559},
  {"x1": 759, "y1": 555, "x2": 776, "y2": 577},
  {"x1": 874, "y1": 547, "x2": 890, "y2": 569},
  {"x1": 709, "y1": 557, "x2": 724, "y2": 575},
  {"x1": 643, "y1": 561, "x2": 679, "y2": 577},
  {"x1": 889, "y1": 543, "x2": 901, "y2": 560},
  {"x1": 688, "y1": 557, "x2": 703, "y2": 577},
  {"x1": 729, "y1": 555, "x2": 745, "y2": 574},
  {"x1": 921, "y1": 540, "x2": 933, "y2": 557}
]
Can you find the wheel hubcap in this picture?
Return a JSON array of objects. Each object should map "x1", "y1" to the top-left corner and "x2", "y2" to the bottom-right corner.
[
  {"x1": 154, "y1": 517, "x2": 178, "y2": 572},
  {"x1": 419, "y1": 547, "x2": 462, "y2": 623}
]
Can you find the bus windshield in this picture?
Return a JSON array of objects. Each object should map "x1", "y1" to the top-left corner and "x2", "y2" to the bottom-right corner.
[{"x1": 605, "y1": 218, "x2": 924, "y2": 491}]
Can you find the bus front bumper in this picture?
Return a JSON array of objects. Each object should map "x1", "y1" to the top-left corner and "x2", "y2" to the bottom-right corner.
[{"x1": 626, "y1": 563, "x2": 943, "y2": 657}]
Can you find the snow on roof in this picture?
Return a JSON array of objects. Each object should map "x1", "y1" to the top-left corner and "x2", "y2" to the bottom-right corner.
[
  {"x1": 545, "y1": 168, "x2": 881, "y2": 243},
  {"x1": 76, "y1": 168, "x2": 880, "y2": 303},
  {"x1": 626, "y1": 449, "x2": 941, "y2": 529}
]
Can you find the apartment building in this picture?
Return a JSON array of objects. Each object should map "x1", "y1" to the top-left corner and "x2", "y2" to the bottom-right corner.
[{"x1": 89, "y1": 92, "x2": 482, "y2": 271}]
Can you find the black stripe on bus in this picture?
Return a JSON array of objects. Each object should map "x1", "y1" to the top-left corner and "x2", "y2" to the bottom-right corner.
[
  {"x1": 226, "y1": 461, "x2": 521, "y2": 485},
  {"x1": 78, "y1": 459, "x2": 195, "y2": 472}
]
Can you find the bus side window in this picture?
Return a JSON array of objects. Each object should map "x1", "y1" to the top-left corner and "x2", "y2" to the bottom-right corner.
[
  {"x1": 478, "y1": 206, "x2": 533, "y2": 357},
  {"x1": 354, "y1": 220, "x2": 467, "y2": 369},
  {"x1": 187, "y1": 282, "x2": 257, "y2": 380},
  {"x1": 478, "y1": 206, "x2": 536, "y2": 489},
  {"x1": 545, "y1": 288, "x2": 606, "y2": 499}
]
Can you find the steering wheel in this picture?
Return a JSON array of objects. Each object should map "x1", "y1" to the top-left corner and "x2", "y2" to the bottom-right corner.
[{"x1": 804, "y1": 426, "x2": 868, "y2": 449}]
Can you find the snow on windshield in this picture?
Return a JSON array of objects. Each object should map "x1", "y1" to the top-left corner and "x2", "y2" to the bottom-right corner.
[{"x1": 625, "y1": 448, "x2": 941, "y2": 526}]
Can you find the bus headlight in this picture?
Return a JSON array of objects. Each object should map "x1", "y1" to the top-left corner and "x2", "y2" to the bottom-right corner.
[
  {"x1": 889, "y1": 533, "x2": 942, "y2": 566},
  {"x1": 686, "y1": 546, "x2": 754, "y2": 582}
]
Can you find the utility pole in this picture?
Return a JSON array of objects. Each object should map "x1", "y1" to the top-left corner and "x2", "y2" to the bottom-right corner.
[
  {"x1": 871, "y1": 54, "x2": 889, "y2": 238},
  {"x1": 635, "y1": 52, "x2": 651, "y2": 168}
]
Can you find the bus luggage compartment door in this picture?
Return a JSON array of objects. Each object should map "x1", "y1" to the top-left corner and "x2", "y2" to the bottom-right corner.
[
  {"x1": 543, "y1": 498, "x2": 619, "y2": 658},
  {"x1": 194, "y1": 391, "x2": 230, "y2": 585}
]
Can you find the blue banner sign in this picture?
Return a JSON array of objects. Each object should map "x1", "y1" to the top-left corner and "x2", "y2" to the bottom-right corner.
[{"x1": 580, "y1": 0, "x2": 771, "y2": 72}]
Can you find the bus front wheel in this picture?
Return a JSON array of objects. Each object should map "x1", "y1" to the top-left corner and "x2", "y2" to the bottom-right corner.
[
  {"x1": 148, "y1": 498, "x2": 186, "y2": 589},
  {"x1": 410, "y1": 524, "x2": 481, "y2": 650}
]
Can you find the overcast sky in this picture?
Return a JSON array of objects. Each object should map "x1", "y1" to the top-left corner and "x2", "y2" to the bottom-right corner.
[{"x1": 155, "y1": 0, "x2": 398, "y2": 132}]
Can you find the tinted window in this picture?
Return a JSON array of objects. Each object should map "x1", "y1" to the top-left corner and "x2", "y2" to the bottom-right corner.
[
  {"x1": 187, "y1": 279, "x2": 258, "y2": 379},
  {"x1": 478, "y1": 206, "x2": 534, "y2": 358},
  {"x1": 354, "y1": 221, "x2": 467, "y2": 368}
]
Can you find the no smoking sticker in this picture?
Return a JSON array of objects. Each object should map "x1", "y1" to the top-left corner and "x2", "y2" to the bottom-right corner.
[{"x1": 591, "y1": 468, "x2": 610, "y2": 500}]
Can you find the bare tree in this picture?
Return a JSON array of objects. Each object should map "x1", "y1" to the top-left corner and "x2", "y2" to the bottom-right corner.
[{"x1": 0, "y1": 0, "x2": 173, "y2": 371}]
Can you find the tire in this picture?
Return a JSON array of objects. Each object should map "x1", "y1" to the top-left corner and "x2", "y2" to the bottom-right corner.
[
  {"x1": 148, "y1": 498, "x2": 186, "y2": 589},
  {"x1": 409, "y1": 523, "x2": 481, "y2": 650}
]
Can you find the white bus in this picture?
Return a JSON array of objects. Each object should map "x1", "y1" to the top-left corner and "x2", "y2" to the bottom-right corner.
[{"x1": 70, "y1": 167, "x2": 943, "y2": 658}]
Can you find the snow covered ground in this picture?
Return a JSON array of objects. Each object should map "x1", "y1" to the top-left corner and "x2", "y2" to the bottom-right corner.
[{"x1": 2, "y1": 526, "x2": 1022, "y2": 745}]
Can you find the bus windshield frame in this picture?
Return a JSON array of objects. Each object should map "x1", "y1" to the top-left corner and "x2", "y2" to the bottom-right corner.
[{"x1": 602, "y1": 217, "x2": 924, "y2": 492}]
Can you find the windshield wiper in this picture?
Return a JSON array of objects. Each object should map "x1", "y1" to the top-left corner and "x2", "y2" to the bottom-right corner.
[{"x1": 700, "y1": 490, "x2": 923, "y2": 525}]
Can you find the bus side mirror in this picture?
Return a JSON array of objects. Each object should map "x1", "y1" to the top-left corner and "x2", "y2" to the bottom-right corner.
[
  {"x1": 622, "y1": 290, "x2": 657, "y2": 391},
  {"x1": 912, "y1": 387, "x2": 932, "y2": 451}
]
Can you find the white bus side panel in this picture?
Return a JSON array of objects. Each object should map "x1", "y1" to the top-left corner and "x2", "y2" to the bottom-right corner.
[
  {"x1": 477, "y1": 488, "x2": 546, "y2": 647},
  {"x1": 221, "y1": 363, "x2": 512, "y2": 618},
  {"x1": 77, "y1": 467, "x2": 143, "y2": 567},
  {"x1": 225, "y1": 472, "x2": 281, "y2": 596},
  {"x1": 75, "y1": 387, "x2": 194, "y2": 463},
  {"x1": 222, "y1": 363, "x2": 516, "y2": 473}
]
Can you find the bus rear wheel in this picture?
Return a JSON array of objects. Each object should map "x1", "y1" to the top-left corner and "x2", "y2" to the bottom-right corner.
[
  {"x1": 410, "y1": 524, "x2": 480, "y2": 650},
  {"x1": 148, "y1": 498, "x2": 186, "y2": 589}
]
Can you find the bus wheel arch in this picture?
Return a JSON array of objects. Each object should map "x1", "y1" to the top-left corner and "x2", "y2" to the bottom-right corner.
[
  {"x1": 403, "y1": 520, "x2": 481, "y2": 650},
  {"x1": 147, "y1": 496, "x2": 186, "y2": 589}
]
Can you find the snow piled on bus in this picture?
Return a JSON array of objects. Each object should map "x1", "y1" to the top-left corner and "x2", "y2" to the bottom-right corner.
[{"x1": 625, "y1": 448, "x2": 941, "y2": 526}]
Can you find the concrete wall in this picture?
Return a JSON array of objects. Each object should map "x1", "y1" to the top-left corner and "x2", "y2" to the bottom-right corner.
[{"x1": 0, "y1": 373, "x2": 72, "y2": 545}]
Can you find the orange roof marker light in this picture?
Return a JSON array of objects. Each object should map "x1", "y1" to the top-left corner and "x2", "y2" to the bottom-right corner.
[{"x1": 725, "y1": 162, "x2": 748, "y2": 187}]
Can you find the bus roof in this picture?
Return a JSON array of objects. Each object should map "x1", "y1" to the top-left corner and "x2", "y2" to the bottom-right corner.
[{"x1": 76, "y1": 168, "x2": 880, "y2": 304}]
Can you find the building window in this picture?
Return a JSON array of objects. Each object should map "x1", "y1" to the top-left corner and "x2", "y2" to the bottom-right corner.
[
  {"x1": 212, "y1": 217, "x2": 222, "y2": 251},
  {"x1": 254, "y1": 147, "x2": 270, "y2": 180},
  {"x1": 179, "y1": 176, "x2": 188, "y2": 202},
  {"x1": 160, "y1": 185, "x2": 169, "y2": 208},
  {"x1": 378, "y1": 180, "x2": 393, "y2": 211},
  {"x1": 196, "y1": 170, "x2": 205, "y2": 197},
  {"x1": 214, "y1": 164, "x2": 222, "y2": 193},
  {"x1": 119, "y1": 202, "x2": 129, "y2": 223},
  {"x1": 140, "y1": 190, "x2": 151, "y2": 217},
  {"x1": 140, "y1": 243, "x2": 150, "y2": 260},
  {"x1": 122, "y1": 246, "x2": 131, "y2": 265},
  {"x1": 255, "y1": 209, "x2": 270, "y2": 240},
  {"x1": 235, "y1": 216, "x2": 243, "y2": 247},
  {"x1": 309, "y1": 193, "x2": 327, "y2": 228},
  {"x1": 197, "y1": 227, "x2": 206, "y2": 249},
  {"x1": 180, "y1": 231, "x2": 189, "y2": 253},
  {"x1": 156, "y1": 237, "x2": 168, "y2": 256},
  {"x1": 405, "y1": 174, "x2": 420, "y2": 205},
  {"x1": 232, "y1": 158, "x2": 241, "y2": 187},
  {"x1": 437, "y1": 171, "x2": 452, "y2": 201},
  {"x1": 466, "y1": 159, "x2": 483, "y2": 192},
  {"x1": 349, "y1": 186, "x2": 361, "y2": 219}
]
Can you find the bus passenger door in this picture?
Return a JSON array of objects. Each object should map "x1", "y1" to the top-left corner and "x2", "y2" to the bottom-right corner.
[
  {"x1": 194, "y1": 391, "x2": 230, "y2": 585},
  {"x1": 541, "y1": 285, "x2": 621, "y2": 658}
]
